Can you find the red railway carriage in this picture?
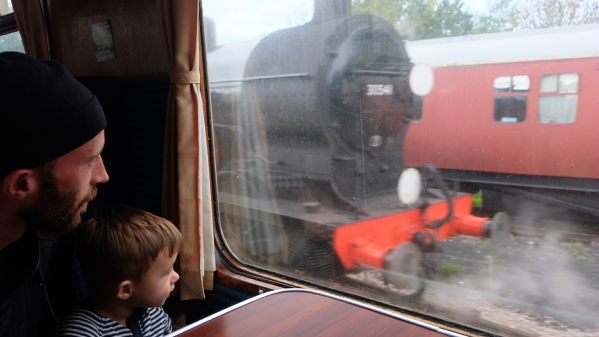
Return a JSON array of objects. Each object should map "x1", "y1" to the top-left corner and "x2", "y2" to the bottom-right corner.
[{"x1": 403, "y1": 24, "x2": 599, "y2": 215}]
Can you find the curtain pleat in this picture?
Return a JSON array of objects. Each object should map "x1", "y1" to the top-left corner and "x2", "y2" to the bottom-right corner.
[
  {"x1": 11, "y1": 0, "x2": 50, "y2": 59},
  {"x1": 156, "y1": 0, "x2": 215, "y2": 300}
]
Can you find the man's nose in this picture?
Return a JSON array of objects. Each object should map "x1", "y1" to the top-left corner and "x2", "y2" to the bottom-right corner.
[{"x1": 93, "y1": 156, "x2": 110, "y2": 184}]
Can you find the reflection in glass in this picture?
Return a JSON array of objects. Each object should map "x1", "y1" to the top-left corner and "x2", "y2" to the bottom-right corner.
[
  {"x1": 512, "y1": 75, "x2": 530, "y2": 92},
  {"x1": 559, "y1": 73, "x2": 579, "y2": 93},
  {"x1": 539, "y1": 95, "x2": 577, "y2": 124},
  {"x1": 540, "y1": 74, "x2": 559, "y2": 92},
  {"x1": 493, "y1": 76, "x2": 511, "y2": 92}
]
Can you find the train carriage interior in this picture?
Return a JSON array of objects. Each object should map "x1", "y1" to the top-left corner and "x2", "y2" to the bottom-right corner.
[{"x1": 1, "y1": 0, "x2": 598, "y2": 336}]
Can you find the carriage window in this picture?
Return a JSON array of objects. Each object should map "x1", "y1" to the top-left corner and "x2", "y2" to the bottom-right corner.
[
  {"x1": 203, "y1": 1, "x2": 599, "y2": 336},
  {"x1": 493, "y1": 76, "x2": 511, "y2": 92},
  {"x1": 512, "y1": 75, "x2": 530, "y2": 92},
  {"x1": 493, "y1": 75, "x2": 529, "y2": 122},
  {"x1": 539, "y1": 73, "x2": 579, "y2": 124},
  {"x1": 494, "y1": 75, "x2": 529, "y2": 93},
  {"x1": 494, "y1": 96, "x2": 527, "y2": 122}
]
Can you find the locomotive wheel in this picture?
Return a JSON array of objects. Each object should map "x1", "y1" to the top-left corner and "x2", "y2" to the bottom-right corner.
[{"x1": 383, "y1": 242, "x2": 425, "y2": 301}]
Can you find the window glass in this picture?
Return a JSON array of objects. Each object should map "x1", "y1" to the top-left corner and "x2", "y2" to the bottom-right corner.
[
  {"x1": 539, "y1": 95, "x2": 577, "y2": 124},
  {"x1": 540, "y1": 74, "x2": 558, "y2": 92},
  {"x1": 203, "y1": 1, "x2": 599, "y2": 336},
  {"x1": 559, "y1": 73, "x2": 579, "y2": 93},
  {"x1": 539, "y1": 73, "x2": 579, "y2": 124},
  {"x1": 494, "y1": 75, "x2": 529, "y2": 92},
  {"x1": 494, "y1": 76, "x2": 511, "y2": 92},
  {"x1": 0, "y1": 31, "x2": 25, "y2": 53},
  {"x1": 493, "y1": 75, "x2": 528, "y2": 122},
  {"x1": 494, "y1": 96, "x2": 527, "y2": 122},
  {"x1": 512, "y1": 75, "x2": 529, "y2": 92},
  {"x1": 0, "y1": 0, "x2": 13, "y2": 15}
]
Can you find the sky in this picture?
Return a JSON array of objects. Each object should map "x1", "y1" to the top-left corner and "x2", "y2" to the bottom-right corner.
[
  {"x1": 203, "y1": 0, "x2": 494, "y2": 46},
  {"x1": 461, "y1": 0, "x2": 492, "y2": 15}
]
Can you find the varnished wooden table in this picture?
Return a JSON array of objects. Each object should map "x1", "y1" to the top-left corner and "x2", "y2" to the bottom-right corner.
[{"x1": 167, "y1": 289, "x2": 466, "y2": 337}]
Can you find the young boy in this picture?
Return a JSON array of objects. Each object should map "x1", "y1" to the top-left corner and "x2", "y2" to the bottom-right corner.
[{"x1": 58, "y1": 205, "x2": 181, "y2": 337}]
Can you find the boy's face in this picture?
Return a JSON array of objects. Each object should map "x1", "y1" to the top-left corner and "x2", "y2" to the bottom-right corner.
[{"x1": 131, "y1": 248, "x2": 180, "y2": 307}]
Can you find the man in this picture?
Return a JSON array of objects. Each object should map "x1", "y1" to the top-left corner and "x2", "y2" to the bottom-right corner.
[{"x1": 0, "y1": 52, "x2": 109, "y2": 336}]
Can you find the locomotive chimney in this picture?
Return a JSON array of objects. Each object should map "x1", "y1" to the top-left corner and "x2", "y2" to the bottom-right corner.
[{"x1": 312, "y1": 0, "x2": 351, "y2": 22}]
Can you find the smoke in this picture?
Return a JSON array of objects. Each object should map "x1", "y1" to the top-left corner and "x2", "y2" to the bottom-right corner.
[
  {"x1": 424, "y1": 230, "x2": 599, "y2": 335},
  {"x1": 483, "y1": 237, "x2": 598, "y2": 326}
]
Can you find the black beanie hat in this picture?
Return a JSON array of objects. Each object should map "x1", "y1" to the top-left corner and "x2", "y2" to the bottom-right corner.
[{"x1": 0, "y1": 52, "x2": 106, "y2": 180}]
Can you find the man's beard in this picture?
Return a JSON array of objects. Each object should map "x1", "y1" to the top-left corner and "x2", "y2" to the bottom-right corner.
[{"x1": 19, "y1": 164, "x2": 97, "y2": 232}]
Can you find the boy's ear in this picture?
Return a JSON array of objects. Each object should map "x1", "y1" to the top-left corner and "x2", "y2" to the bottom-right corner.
[{"x1": 116, "y1": 280, "x2": 134, "y2": 301}]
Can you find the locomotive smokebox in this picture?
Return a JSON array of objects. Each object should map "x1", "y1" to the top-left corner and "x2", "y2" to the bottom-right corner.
[{"x1": 241, "y1": 13, "x2": 417, "y2": 205}]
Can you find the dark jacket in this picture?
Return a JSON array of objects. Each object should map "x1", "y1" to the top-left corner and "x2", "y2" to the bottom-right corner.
[{"x1": 0, "y1": 229, "x2": 59, "y2": 337}]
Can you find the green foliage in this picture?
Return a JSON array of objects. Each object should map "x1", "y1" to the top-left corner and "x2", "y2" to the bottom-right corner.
[
  {"x1": 563, "y1": 242, "x2": 589, "y2": 260},
  {"x1": 438, "y1": 262, "x2": 462, "y2": 278},
  {"x1": 352, "y1": 0, "x2": 599, "y2": 41},
  {"x1": 353, "y1": 0, "x2": 402, "y2": 24},
  {"x1": 403, "y1": 0, "x2": 475, "y2": 39},
  {"x1": 486, "y1": 0, "x2": 599, "y2": 31},
  {"x1": 472, "y1": 190, "x2": 483, "y2": 209},
  {"x1": 353, "y1": 0, "x2": 485, "y2": 39}
]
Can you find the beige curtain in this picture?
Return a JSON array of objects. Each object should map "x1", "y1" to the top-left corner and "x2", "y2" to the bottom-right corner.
[
  {"x1": 11, "y1": 0, "x2": 50, "y2": 59},
  {"x1": 156, "y1": 0, "x2": 215, "y2": 300}
]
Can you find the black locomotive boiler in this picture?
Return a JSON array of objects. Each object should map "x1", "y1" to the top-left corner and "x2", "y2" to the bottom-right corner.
[{"x1": 208, "y1": 11, "x2": 418, "y2": 207}]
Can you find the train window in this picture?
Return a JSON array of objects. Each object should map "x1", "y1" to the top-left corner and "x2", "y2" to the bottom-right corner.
[
  {"x1": 493, "y1": 96, "x2": 527, "y2": 122},
  {"x1": 541, "y1": 73, "x2": 579, "y2": 94},
  {"x1": 539, "y1": 95, "x2": 577, "y2": 124},
  {"x1": 558, "y1": 73, "x2": 579, "y2": 93},
  {"x1": 494, "y1": 75, "x2": 529, "y2": 93},
  {"x1": 0, "y1": 0, "x2": 12, "y2": 15},
  {"x1": 512, "y1": 75, "x2": 530, "y2": 92},
  {"x1": 0, "y1": 1, "x2": 24, "y2": 53},
  {"x1": 0, "y1": 31, "x2": 24, "y2": 52},
  {"x1": 539, "y1": 73, "x2": 579, "y2": 124},
  {"x1": 540, "y1": 74, "x2": 559, "y2": 92},
  {"x1": 203, "y1": 1, "x2": 599, "y2": 336},
  {"x1": 493, "y1": 76, "x2": 511, "y2": 92},
  {"x1": 493, "y1": 75, "x2": 529, "y2": 123}
]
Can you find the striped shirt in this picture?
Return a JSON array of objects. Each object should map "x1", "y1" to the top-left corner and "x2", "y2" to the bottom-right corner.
[{"x1": 58, "y1": 307, "x2": 172, "y2": 337}]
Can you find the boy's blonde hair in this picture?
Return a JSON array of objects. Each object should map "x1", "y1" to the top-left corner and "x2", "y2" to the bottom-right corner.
[{"x1": 76, "y1": 205, "x2": 182, "y2": 293}]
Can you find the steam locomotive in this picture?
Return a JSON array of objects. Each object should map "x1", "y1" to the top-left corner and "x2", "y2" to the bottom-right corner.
[{"x1": 207, "y1": 8, "x2": 506, "y2": 296}]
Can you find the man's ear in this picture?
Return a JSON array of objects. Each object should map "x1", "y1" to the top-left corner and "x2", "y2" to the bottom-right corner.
[
  {"x1": 116, "y1": 280, "x2": 134, "y2": 301},
  {"x1": 1, "y1": 169, "x2": 38, "y2": 199}
]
